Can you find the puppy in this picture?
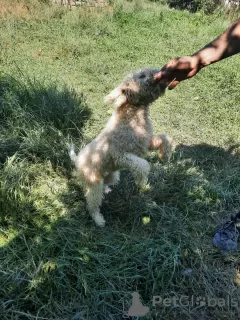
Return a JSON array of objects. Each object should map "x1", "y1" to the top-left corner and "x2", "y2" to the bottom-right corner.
[{"x1": 69, "y1": 69, "x2": 172, "y2": 226}]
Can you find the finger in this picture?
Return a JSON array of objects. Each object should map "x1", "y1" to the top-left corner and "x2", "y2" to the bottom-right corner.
[
  {"x1": 154, "y1": 71, "x2": 164, "y2": 81},
  {"x1": 168, "y1": 79, "x2": 180, "y2": 90},
  {"x1": 154, "y1": 70, "x2": 177, "y2": 85},
  {"x1": 154, "y1": 60, "x2": 175, "y2": 81}
]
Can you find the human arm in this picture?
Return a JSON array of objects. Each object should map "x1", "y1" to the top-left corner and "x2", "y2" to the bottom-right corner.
[{"x1": 155, "y1": 19, "x2": 240, "y2": 89}]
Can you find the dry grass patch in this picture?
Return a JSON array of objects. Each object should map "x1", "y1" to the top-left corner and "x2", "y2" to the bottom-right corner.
[{"x1": 0, "y1": 0, "x2": 32, "y2": 19}]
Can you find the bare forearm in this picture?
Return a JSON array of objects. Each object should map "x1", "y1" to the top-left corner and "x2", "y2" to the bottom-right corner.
[
  {"x1": 155, "y1": 20, "x2": 240, "y2": 89},
  {"x1": 194, "y1": 20, "x2": 240, "y2": 69}
]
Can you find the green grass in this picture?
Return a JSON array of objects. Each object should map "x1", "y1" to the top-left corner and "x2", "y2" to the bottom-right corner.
[{"x1": 0, "y1": 1, "x2": 240, "y2": 319}]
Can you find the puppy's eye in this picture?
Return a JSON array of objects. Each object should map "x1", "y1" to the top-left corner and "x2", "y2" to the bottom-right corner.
[{"x1": 139, "y1": 74, "x2": 146, "y2": 79}]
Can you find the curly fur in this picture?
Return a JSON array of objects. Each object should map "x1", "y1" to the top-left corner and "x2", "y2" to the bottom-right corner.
[{"x1": 69, "y1": 69, "x2": 173, "y2": 227}]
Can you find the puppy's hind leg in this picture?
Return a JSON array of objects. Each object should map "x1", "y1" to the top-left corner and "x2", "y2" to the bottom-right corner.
[
  {"x1": 119, "y1": 153, "x2": 150, "y2": 188},
  {"x1": 85, "y1": 181, "x2": 105, "y2": 227},
  {"x1": 104, "y1": 171, "x2": 120, "y2": 193}
]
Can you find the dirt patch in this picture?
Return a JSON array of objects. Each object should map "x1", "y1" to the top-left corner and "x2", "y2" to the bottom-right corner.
[{"x1": 0, "y1": 0, "x2": 32, "y2": 18}]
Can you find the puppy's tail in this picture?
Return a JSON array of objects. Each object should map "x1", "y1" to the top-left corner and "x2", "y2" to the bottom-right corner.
[{"x1": 68, "y1": 143, "x2": 77, "y2": 163}]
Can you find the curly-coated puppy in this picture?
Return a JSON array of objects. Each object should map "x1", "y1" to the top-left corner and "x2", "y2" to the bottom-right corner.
[{"x1": 69, "y1": 69, "x2": 173, "y2": 227}]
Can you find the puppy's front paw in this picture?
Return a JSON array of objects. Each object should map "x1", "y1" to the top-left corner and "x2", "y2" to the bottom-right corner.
[{"x1": 158, "y1": 135, "x2": 173, "y2": 162}]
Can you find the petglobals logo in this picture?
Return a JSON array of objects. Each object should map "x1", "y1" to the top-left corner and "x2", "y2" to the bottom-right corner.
[
  {"x1": 122, "y1": 292, "x2": 240, "y2": 318},
  {"x1": 152, "y1": 295, "x2": 239, "y2": 308}
]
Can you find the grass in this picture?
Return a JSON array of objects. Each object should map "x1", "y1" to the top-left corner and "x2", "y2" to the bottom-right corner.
[{"x1": 0, "y1": 0, "x2": 240, "y2": 319}]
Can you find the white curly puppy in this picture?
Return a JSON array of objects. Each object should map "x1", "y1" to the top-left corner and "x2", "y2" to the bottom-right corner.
[{"x1": 69, "y1": 69, "x2": 173, "y2": 227}]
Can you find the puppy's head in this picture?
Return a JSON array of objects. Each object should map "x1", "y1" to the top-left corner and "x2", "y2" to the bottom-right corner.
[{"x1": 104, "y1": 69, "x2": 165, "y2": 107}]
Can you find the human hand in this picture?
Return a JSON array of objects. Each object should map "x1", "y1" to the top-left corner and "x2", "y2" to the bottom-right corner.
[{"x1": 155, "y1": 55, "x2": 201, "y2": 89}]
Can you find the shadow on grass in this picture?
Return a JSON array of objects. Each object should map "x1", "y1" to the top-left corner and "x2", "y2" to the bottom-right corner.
[
  {"x1": 0, "y1": 71, "x2": 93, "y2": 226},
  {"x1": 174, "y1": 142, "x2": 240, "y2": 211},
  {"x1": 61, "y1": 141, "x2": 240, "y2": 229},
  {"x1": 0, "y1": 73, "x2": 94, "y2": 318},
  {"x1": 144, "y1": 141, "x2": 240, "y2": 216},
  {"x1": 0, "y1": 74, "x2": 91, "y2": 169},
  {"x1": 175, "y1": 142, "x2": 240, "y2": 171}
]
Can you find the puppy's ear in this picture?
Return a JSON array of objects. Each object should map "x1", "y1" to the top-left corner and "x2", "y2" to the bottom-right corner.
[{"x1": 104, "y1": 87, "x2": 127, "y2": 107}]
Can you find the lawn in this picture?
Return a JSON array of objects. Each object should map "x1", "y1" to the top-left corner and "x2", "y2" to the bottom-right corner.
[{"x1": 0, "y1": 1, "x2": 240, "y2": 319}]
